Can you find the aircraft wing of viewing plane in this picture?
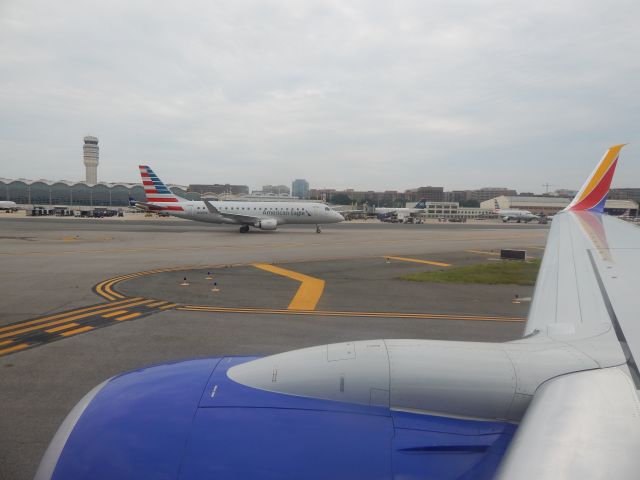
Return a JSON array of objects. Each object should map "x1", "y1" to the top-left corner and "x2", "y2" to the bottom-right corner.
[
  {"x1": 36, "y1": 145, "x2": 640, "y2": 479},
  {"x1": 130, "y1": 165, "x2": 344, "y2": 232}
]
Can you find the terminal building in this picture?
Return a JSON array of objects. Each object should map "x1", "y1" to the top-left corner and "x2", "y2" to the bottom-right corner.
[
  {"x1": 406, "y1": 201, "x2": 493, "y2": 219},
  {"x1": 0, "y1": 178, "x2": 200, "y2": 207},
  {"x1": 482, "y1": 196, "x2": 639, "y2": 216}
]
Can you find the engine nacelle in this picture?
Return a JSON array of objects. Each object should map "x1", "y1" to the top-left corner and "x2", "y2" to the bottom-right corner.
[{"x1": 256, "y1": 218, "x2": 278, "y2": 230}]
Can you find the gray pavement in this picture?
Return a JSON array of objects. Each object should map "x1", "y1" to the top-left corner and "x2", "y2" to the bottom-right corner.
[{"x1": 0, "y1": 216, "x2": 548, "y2": 480}]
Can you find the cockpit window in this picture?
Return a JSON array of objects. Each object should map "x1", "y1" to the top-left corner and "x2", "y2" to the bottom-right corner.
[{"x1": 325, "y1": 207, "x2": 330, "y2": 211}]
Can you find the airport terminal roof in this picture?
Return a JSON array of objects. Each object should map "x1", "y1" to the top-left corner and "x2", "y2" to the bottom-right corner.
[{"x1": 0, "y1": 177, "x2": 187, "y2": 189}]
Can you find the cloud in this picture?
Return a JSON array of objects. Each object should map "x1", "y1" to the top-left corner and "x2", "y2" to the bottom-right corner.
[{"x1": 1, "y1": 0, "x2": 639, "y2": 192}]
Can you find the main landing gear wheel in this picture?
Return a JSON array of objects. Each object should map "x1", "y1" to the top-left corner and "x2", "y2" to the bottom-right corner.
[
  {"x1": 316, "y1": 225, "x2": 322, "y2": 234},
  {"x1": 239, "y1": 225, "x2": 250, "y2": 233}
]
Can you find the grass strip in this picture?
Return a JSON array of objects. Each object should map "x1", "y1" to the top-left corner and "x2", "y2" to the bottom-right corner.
[{"x1": 401, "y1": 259, "x2": 541, "y2": 286}]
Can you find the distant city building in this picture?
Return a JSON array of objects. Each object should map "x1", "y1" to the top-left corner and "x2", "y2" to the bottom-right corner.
[
  {"x1": 468, "y1": 187, "x2": 517, "y2": 203},
  {"x1": 405, "y1": 186, "x2": 444, "y2": 202},
  {"x1": 188, "y1": 184, "x2": 249, "y2": 196},
  {"x1": 0, "y1": 177, "x2": 199, "y2": 207},
  {"x1": 551, "y1": 189, "x2": 578, "y2": 198},
  {"x1": 443, "y1": 190, "x2": 471, "y2": 203},
  {"x1": 609, "y1": 188, "x2": 640, "y2": 204},
  {"x1": 482, "y1": 195, "x2": 638, "y2": 216},
  {"x1": 292, "y1": 179, "x2": 309, "y2": 199},
  {"x1": 261, "y1": 184, "x2": 290, "y2": 195},
  {"x1": 83, "y1": 136, "x2": 99, "y2": 184}
]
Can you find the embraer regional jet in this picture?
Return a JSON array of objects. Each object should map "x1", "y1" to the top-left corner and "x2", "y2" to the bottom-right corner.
[
  {"x1": 133, "y1": 165, "x2": 343, "y2": 233},
  {"x1": 37, "y1": 145, "x2": 640, "y2": 479}
]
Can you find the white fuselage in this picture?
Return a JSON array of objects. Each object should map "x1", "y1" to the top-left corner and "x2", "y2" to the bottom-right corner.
[
  {"x1": 159, "y1": 200, "x2": 344, "y2": 226},
  {"x1": 496, "y1": 208, "x2": 538, "y2": 222},
  {"x1": 0, "y1": 200, "x2": 18, "y2": 211}
]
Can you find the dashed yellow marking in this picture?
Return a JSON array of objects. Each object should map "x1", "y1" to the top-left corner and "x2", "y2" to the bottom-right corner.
[
  {"x1": 0, "y1": 299, "x2": 154, "y2": 340},
  {"x1": 465, "y1": 249, "x2": 500, "y2": 256},
  {"x1": 101, "y1": 310, "x2": 129, "y2": 318},
  {"x1": 252, "y1": 263, "x2": 325, "y2": 311},
  {"x1": 115, "y1": 312, "x2": 142, "y2": 321},
  {"x1": 0, "y1": 340, "x2": 13, "y2": 347},
  {"x1": 384, "y1": 256, "x2": 451, "y2": 267},
  {"x1": 45, "y1": 323, "x2": 79, "y2": 333},
  {"x1": 60, "y1": 326, "x2": 94, "y2": 337},
  {"x1": 0, "y1": 297, "x2": 142, "y2": 334},
  {"x1": 146, "y1": 301, "x2": 168, "y2": 308},
  {"x1": 0, "y1": 343, "x2": 29, "y2": 355},
  {"x1": 159, "y1": 303, "x2": 178, "y2": 310}
]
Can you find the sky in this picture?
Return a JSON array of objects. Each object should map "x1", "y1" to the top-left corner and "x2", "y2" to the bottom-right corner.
[{"x1": 1, "y1": 0, "x2": 639, "y2": 193}]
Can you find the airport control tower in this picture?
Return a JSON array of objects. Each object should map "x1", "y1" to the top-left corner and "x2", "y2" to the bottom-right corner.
[{"x1": 83, "y1": 136, "x2": 99, "y2": 184}]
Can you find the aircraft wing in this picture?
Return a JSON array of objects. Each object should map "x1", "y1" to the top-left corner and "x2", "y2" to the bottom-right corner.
[
  {"x1": 498, "y1": 144, "x2": 640, "y2": 479},
  {"x1": 202, "y1": 200, "x2": 259, "y2": 224}
]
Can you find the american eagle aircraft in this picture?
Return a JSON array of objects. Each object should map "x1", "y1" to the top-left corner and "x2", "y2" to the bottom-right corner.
[
  {"x1": 133, "y1": 165, "x2": 344, "y2": 233},
  {"x1": 37, "y1": 145, "x2": 640, "y2": 479}
]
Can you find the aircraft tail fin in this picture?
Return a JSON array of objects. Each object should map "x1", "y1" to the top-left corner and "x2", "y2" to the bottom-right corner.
[
  {"x1": 414, "y1": 198, "x2": 427, "y2": 209},
  {"x1": 138, "y1": 165, "x2": 181, "y2": 204},
  {"x1": 564, "y1": 144, "x2": 625, "y2": 213}
]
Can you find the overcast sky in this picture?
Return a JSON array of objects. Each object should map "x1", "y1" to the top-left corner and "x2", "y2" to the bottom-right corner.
[{"x1": 1, "y1": 1, "x2": 639, "y2": 193}]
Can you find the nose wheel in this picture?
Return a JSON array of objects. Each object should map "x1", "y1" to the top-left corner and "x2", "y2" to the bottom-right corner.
[
  {"x1": 316, "y1": 225, "x2": 322, "y2": 234},
  {"x1": 239, "y1": 225, "x2": 250, "y2": 233}
]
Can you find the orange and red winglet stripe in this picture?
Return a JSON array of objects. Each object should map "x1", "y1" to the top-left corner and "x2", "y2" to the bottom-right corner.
[
  {"x1": 566, "y1": 144, "x2": 625, "y2": 212},
  {"x1": 568, "y1": 158, "x2": 618, "y2": 211}
]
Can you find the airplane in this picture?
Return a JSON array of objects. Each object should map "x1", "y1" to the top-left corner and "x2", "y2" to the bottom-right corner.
[
  {"x1": 0, "y1": 200, "x2": 18, "y2": 212},
  {"x1": 493, "y1": 199, "x2": 539, "y2": 223},
  {"x1": 131, "y1": 165, "x2": 344, "y2": 233},
  {"x1": 375, "y1": 199, "x2": 429, "y2": 222},
  {"x1": 36, "y1": 145, "x2": 640, "y2": 479}
]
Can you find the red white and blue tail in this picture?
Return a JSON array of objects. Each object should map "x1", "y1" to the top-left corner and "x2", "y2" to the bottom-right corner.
[
  {"x1": 139, "y1": 165, "x2": 184, "y2": 211},
  {"x1": 564, "y1": 144, "x2": 625, "y2": 213}
]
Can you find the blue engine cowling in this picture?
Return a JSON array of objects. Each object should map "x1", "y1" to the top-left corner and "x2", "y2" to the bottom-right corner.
[{"x1": 37, "y1": 357, "x2": 515, "y2": 480}]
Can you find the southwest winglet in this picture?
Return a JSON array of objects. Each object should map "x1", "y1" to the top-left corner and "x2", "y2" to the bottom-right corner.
[{"x1": 564, "y1": 144, "x2": 626, "y2": 213}]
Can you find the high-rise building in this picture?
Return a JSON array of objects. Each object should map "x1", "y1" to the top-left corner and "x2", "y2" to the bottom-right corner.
[
  {"x1": 292, "y1": 179, "x2": 309, "y2": 199},
  {"x1": 262, "y1": 184, "x2": 291, "y2": 195},
  {"x1": 83, "y1": 136, "x2": 99, "y2": 184}
]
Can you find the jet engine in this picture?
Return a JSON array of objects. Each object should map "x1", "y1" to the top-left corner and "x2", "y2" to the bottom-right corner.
[{"x1": 256, "y1": 218, "x2": 278, "y2": 230}]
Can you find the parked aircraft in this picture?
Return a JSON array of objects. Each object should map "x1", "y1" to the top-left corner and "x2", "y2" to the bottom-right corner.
[
  {"x1": 37, "y1": 145, "x2": 640, "y2": 479},
  {"x1": 131, "y1": 166, "x2": 343, "y2": 233},
  {"x1": 0, "y1": 200, "x2": 18, "y2": 212},
  {"x1": 375, "y1": 199, "x2": 428, "y2": 221},
  {"x1": 493, "y1": 199, "x2": 539, "y2": 223}
]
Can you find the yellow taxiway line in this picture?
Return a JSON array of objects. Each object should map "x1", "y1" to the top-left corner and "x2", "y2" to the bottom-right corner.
[
  {"x1": 252, "y1": 263, "x2": 325, "y2": 311},
  {"x1": 178, "y1": 305, "x2": 524, "y2": 322},
  {"x1": 384, "y1": 256, "x2": 451, "y2": 267},
  {"x1": 465, "y1": 249, "x2": 500, "y2": 256}
]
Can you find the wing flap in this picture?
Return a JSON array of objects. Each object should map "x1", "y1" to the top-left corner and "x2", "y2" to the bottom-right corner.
[
  {"x1": 496, "y1": 368, "x2": 640, "y2": 480},
  {"x1": 526, "y1": 212, "x2": 612, "y2": 338}
]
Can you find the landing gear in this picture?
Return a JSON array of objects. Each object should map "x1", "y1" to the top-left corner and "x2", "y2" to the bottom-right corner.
[
  {"x1": 316, "y1": 225, "x2": 322, "y2": 234},
  {"x1": 239, "y1": 225, "x2": 250, "y2": 233}
]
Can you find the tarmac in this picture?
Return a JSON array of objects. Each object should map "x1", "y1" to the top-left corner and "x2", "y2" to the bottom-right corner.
[{"x1": 0, "y1": 214, "x2": 549, "y2": 480}]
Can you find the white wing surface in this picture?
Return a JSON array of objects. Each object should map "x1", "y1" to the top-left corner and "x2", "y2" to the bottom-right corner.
[{"x1": 500, "y1": 145, "x2": 640, "y2": 479}]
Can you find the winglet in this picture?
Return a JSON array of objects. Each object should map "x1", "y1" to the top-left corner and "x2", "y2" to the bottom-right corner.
[{"x1": 565, "y1": 144, "x2": 626, "y2": 213}]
